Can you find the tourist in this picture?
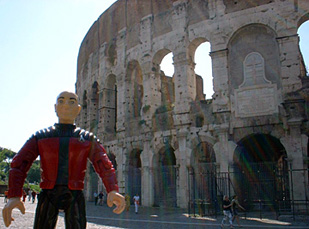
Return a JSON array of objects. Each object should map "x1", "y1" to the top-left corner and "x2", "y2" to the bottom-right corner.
[
  {"x1": 133, "y1": 194, "x2": 140, "y2": 214},
  {"x1": 221, "y1": 195, "x2": 234, "y2": 228}
]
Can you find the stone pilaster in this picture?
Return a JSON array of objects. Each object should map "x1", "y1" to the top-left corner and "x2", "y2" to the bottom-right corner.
[
  {"x1": 277, "y1": 34, "x2": 302, "y2": 94},
  {"x1": 210, "y1": 49, "x2": 230, "y2": 113},
  {"x1": 176, "y1": 127, "x2": 189, "y2": 208}
]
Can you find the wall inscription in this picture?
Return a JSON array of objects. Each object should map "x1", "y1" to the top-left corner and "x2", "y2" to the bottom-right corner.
[{"x1": 235, "y1": 85, "x2": 277, "y2": 117}]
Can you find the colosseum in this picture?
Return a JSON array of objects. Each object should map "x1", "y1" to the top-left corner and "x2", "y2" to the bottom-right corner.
[{"x1": 75, "y1": 0, "x2": 309, "y2": 213}]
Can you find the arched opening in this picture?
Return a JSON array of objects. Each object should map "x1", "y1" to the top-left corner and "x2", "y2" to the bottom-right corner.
[
  {"x1": 195, "y1": 42, "x2": 213, "y2": 99},
  {"x1": 126, "y1": 60, "x2": 143, "y2": 119},
  {"x1": 298, "y1": 20, "x2": 309, "y2": 77},
  {"x1": 152, "y1": 49, "x2": 175, "y2": 131},
  {"x1": 233, "y1": 134, "x2": 290, "y2": 211},
  {"x1": 154, "y1": 144, "x2": 177, "y2": 207},
  {"x1": 228, "y1": 24, "x2": 280, "y2": 91},
  {"x1": 127, "y1": 149, "x2": 142, "y2": 205},
  {"x1": 160, "y1": 52, "x2": 175, "y2": 108}
]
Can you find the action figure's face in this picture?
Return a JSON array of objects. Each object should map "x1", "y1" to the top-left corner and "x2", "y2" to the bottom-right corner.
[{"x1": 55, "y1": 91, "x2": 81, "y2": 124}]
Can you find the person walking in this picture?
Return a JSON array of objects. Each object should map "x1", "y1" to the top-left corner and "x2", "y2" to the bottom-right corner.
[
  {"x1": 133, "y1": 194, "x2": 140, "y2": 214},
  {"x1": 232, "y1": 195, "x2": 245, "y2": 227},
  {"x1": 31, "y1": 190, "x2": 36, "y2": 204},
  {"x1": 221, "y1": 195, "x2": 234, "y2": 228},
  {"x1": 94, "y1": 192, "x2": 98, "y2": 206},
  {"x1": 22, "y1": 190, "x2": 27, "y2": 202},
  {"x1": 98, "y1": 191, "x2": 104, "y2": 206},
  {"x1": 28, "y1": 190, "x2": 31, "y2": 202},
  {"x1": 125, "y1": 194, "x2": 130, "y2": 211}
]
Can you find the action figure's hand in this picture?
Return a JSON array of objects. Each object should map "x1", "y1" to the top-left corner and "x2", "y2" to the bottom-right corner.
[
  {"x1": 2, "y1": 197, "x2": 25, "y2": 227},
  {"x1": 107, "y1": 191, "x2": 125, "y2": 214}
]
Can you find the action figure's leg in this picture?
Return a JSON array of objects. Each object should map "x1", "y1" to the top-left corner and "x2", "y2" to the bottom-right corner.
[
  {"x1": 33, "y1": 191, "x2": 59, "y2": 229},
  {"x1": 64, "y1": 190, "x2": 86, "y2": 229}
]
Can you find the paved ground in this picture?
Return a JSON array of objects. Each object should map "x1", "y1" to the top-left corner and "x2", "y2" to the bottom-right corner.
[{"x1": 0, "y1": 197, "x2": 308, "y2": 228}]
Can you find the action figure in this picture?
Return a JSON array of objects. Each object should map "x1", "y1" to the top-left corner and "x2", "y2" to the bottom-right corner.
[{"x1": 2, "y1": 91, "x2": 125, "y2": 228}]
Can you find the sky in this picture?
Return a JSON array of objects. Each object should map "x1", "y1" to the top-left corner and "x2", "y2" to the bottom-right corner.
[{"x1": 0, "y1": 0, "x2": 308, "y2": 152}]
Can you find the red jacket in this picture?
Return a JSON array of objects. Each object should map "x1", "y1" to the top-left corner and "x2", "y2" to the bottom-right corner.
[{"x1": 8, "y1": 124, "x2": 118, "y2": 198}]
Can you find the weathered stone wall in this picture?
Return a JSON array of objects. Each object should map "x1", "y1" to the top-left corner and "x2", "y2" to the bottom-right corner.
[{"x1": 76, "y1": 0, "x2": 309, "y2": 208}]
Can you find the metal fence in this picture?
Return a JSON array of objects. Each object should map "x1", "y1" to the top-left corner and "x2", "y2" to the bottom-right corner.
[{"x1": 188, "y1": 166, "x2": 309, "y2": 220}]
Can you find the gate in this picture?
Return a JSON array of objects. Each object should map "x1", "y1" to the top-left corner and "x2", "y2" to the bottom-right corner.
[
  {"x1": 188, "y1": 163, "x2": 294, "y2": 217},
  {"x1": 128, "y1": 166, "x2": 141, "y2": 205},
  {"x1": 188, "y1": 166, "x2": 221, "y2": 216},
  {"x1": 154, "y1": 165, "x2": 177, "y2": 207}
]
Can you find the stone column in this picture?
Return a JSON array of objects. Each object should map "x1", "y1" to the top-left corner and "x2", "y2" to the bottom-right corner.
[
  {"x1": 115, "y1": 75, "x2": 125, "y2": 133},
  {"x1": 277, "y1": 34, "x2": 302, "y2": 94},
  {"x1": 282, "y1": 121, "x2": 307, "y2": 202},
  {"x1": 141, "y1": 134, "x2": 154, "y2": 206},
  {"x1": 210, "y1": 49, "x2": 230, "y2": 113},
  {"x1": 214, "y1": 125, "x2": 231, "y2": 173},
  {"x1": 140, "y1": 59, "x2": 161, "y2": 123},
  {"x1": 281, "y1": 98, "x2": 307, "y2": 203},
  {"x1": 116, "y1": 143, "x2": 126, "y2": 195},
  {"x1": 115, "y1": 28, "x2": 127, "y2": 133},
  {"x1": 171, "y1": 0, "x2": 196, "y2": 124},
  {"x1": 176, "y1": 127, "x2": 189, "y2": 208},
  {"x1": 173, "y1": 51, "x2": 196, "y2": 126}
]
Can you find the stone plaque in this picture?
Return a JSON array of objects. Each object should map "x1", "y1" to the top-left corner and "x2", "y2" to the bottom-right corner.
[{"x1": 235, "y1": 84, "x2": 278, "y2": 117}]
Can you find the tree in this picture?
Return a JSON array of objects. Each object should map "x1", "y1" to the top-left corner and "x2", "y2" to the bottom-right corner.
[
  {"x1": 0, "y1": 147, "x2": 41, "y2": 185},
  {"x1": 26, "y1": 160, "x2": 40, "y2": 184},
  {"x1": 0, "y1": 147, "x2": 16, "y2": 183}
]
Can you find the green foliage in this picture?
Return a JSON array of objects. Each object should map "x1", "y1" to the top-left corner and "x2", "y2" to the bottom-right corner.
[
  {"x1": 0, "y1": 147, "x2": 41, "y2": 186},
  {"x1": 23, "y1": 183, "x2": 41, "y2": 193},
  {"x1": 27, "y1": 160, "x2": 41, "y2": 184},
  {"x1": 0, "y1": 147, "x2": 16, "y2": 182}
]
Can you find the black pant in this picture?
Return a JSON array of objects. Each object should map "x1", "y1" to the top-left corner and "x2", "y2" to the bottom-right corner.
[{"x1": 33, "y1": 186, "x2": 86, "y2": 229}]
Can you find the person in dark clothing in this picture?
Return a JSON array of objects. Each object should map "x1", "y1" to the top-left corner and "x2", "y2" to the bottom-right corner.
[
  {"x1": 98, "y1": 191, "x2": 104, "y2": 205},
  {"x1": 2, "y1": 91, "x2": 125, "y2": 228},
  {"x1": 31, "y1": 190, "x2": 36, "y2": 203},
  {"x1": 232, "y1": 195, "x2": 245, "y2": 227},
  {"x1": 221, "y1": 195, "x2": 234, "y2": 228}
]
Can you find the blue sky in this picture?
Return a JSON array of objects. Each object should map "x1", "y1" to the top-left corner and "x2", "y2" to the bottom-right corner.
[{"x1": 0, "y1": 0, "x2": 308, "y2": 152}]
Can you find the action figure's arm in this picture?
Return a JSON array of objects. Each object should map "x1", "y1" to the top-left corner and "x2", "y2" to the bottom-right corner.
[
  {"x1": 89, "y1": 142, "x2": 119, "y2": 193},
  {"x1": 89, "y1": 141, "x2": 125, "y2": 214},
  {"x1": 8, "y1": 137, "x2": 39, "y2": 198}
]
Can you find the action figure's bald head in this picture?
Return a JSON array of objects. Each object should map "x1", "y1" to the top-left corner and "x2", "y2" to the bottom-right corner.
[{"x1": 55, "y1": 91, "x2": 81, "y2": 124}]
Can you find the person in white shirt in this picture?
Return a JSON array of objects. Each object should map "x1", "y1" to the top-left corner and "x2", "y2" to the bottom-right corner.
[{"x1": 133, "y1": 194, "x2": 140, "y2": 214}]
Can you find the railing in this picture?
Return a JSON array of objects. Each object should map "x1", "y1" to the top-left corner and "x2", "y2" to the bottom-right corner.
[{"x1": 188, "y1": 167, "x2": 309, "y2": 220}]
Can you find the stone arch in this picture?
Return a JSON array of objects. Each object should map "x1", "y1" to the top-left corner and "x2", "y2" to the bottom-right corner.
[
  {"x1": 297, "y1": 17, "x2": 309, "y2": 77},
  {"x1": 153, "y1": 144, "x2": 177, "y2": 207},
  {"x1": 127, "y1": 148, "x2": 142, "y2": 205},
  {"x1": 152, "y1": 49, "x2": 175, "y2": 131},
  {"x1": 228, "y1": 23, "x2": 281, "y2": 92},
  {"x1": 126, "y1": 60, "x2": 143, "y2": 118},
  {"x1": 153, "y1": 49, "x2": 175, "y2": 108},
  {"x1": 233, "y1": 133, "x2": 290, "y2": 210},
  {"x1": 297, "y1": 13, "x2": 309, "y2": 28},
  {"x1": 188, "y1": 37, "x2": 207, "y2": 64}
]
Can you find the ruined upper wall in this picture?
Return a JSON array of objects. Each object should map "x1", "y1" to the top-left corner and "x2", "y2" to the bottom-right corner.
[
  {"x1": 77, "y1": 0, "x2": 211, "y2": 71},
  {"x1": 77, "y1": 0, "x2": 309, "y2": 83}
]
